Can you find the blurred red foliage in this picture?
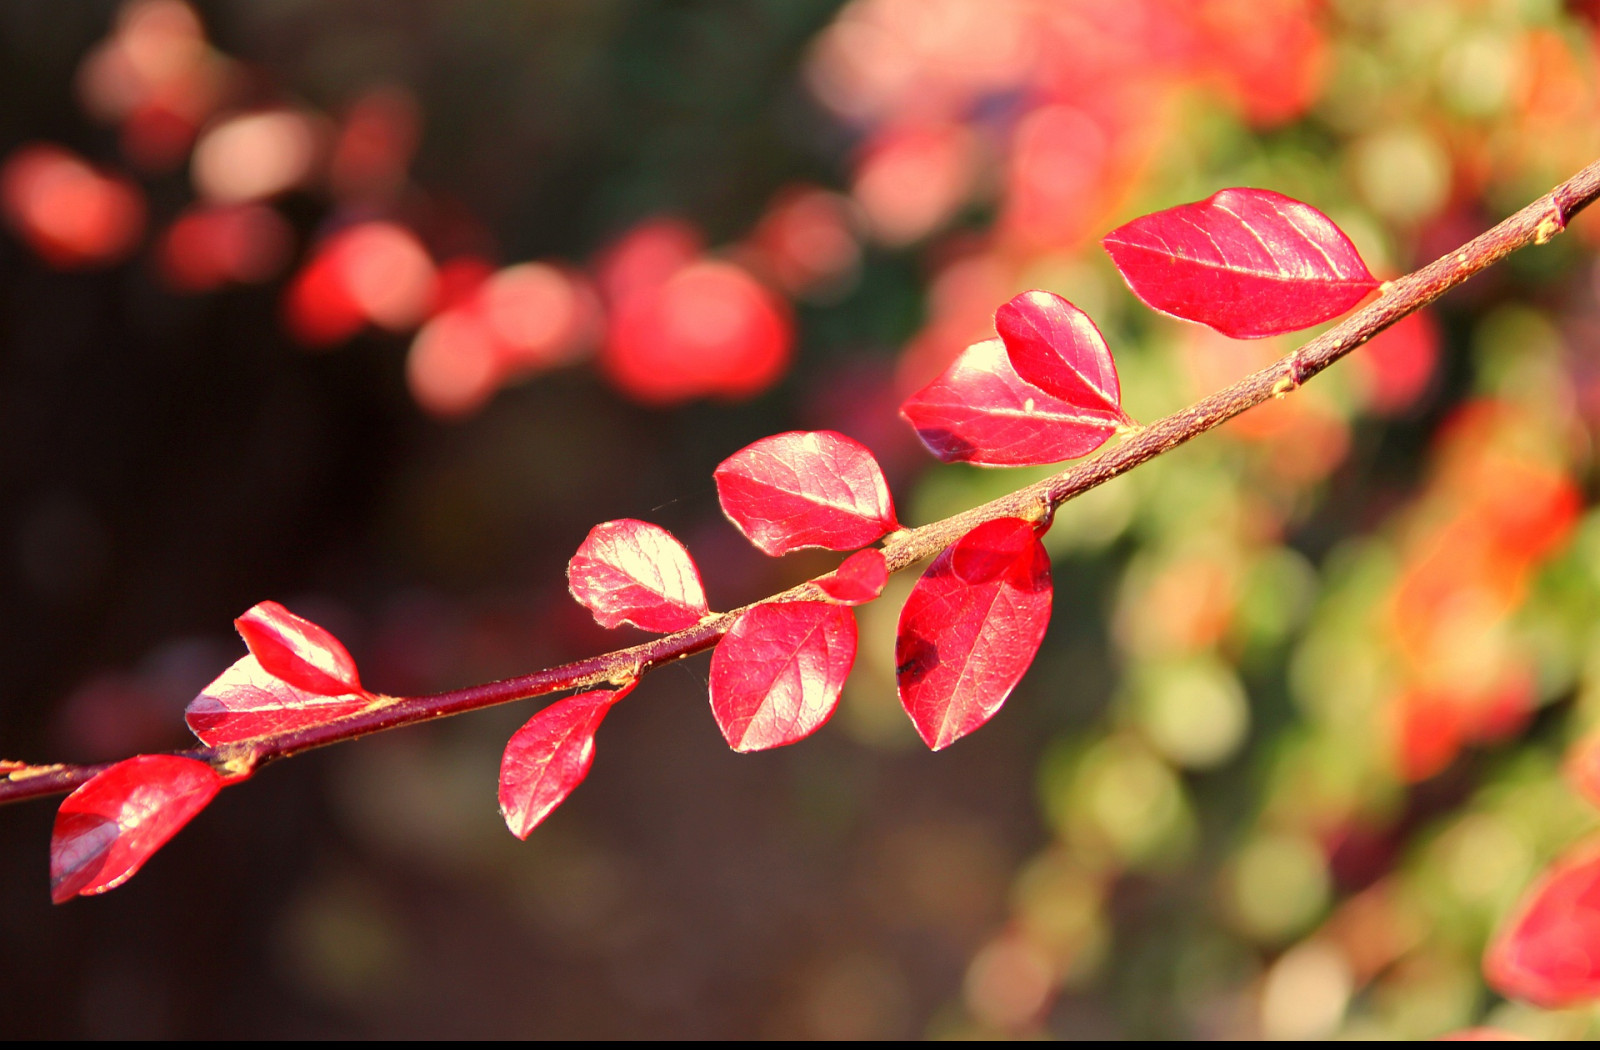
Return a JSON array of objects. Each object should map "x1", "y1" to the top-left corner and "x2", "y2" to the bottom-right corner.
[{"x1": 0, "y1": 145, "x2": 145, "y2": 268}]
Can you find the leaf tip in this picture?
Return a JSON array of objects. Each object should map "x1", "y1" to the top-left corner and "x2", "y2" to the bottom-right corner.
[{"x1": 499, "y1": 801, "x2": 537, "y2": 841}]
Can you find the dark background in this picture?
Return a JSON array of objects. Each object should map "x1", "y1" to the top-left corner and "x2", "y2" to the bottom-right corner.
[{"x1": 0, "y1": 2, "x2": 1064, "y2": 1038}]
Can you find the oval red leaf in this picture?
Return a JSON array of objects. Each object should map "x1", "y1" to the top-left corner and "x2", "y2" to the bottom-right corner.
[
  {"x1": 498, "y1": 683, "x2": 632, "y2": 839},
  {"x1": 896, "y1": 517, "x2": 1052, "y2": 750},
  {"x1": 901, "y1": 338, "x2": 1121, "y2": 466},
  {"x1": 1485, "y1": 838, "x2": 1600, "y2": 1007},
  {"x1": 1102, "y1": 188, "x2": 1379, "y2": 338},
  {"x1": 816, "y1": 548, "x2": 888, "y2": 606},
  {"x1": 50, "y1": 755, "x2": 222, "y2": 903},
  {"x1": 185, "y1": 654, "x2": 373, "y2": 745},
  {"x1": 994, "y1": 290, "x2": 1126, "y2": 418},
  {"x1": 709, "y1": 601, "x2": 857, "y2": 752},
  {"x1": 714, "y1": 430, "x2": 899, "y2": 556},
  {"x1": 235, "y1": 600, "x2": 362, "y2": 696},
  {"x1": 567, "y1": 518, "x2": 710, "y2": 632}
]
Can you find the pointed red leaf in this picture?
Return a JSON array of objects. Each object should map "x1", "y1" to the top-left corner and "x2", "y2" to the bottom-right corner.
[
  {"x1": 994, "y1": 290, "x2": 1126, "y2": 419},
  {"x1": 185, "y1": 655, "x2": 372, "y2": 745},
  {"x1": 896, "y1": 517, "x2": 1052, "y2": 750},
  {"x1": 234, "y1": 600, "x2": 362, "y2": 696},
  {"x1": 709, "y1": 601, "x2": 856, "y2": 752},
  {"x1": 1103, "y1": 188, "x2": 1379, "y2": 338},
  {"x1": 1486, "y1": 838, "x2": 1600, "y2": 1007},
  {"x1": 567, "y1": 518, "x2": 710, "y2": 632},
  {"x1": 816, "y1": 548, "x2": 888, "y2": 606},
  {"x1": 901, "y1": 338, "x2": 1120, "y2": 466},
  {"x1": 498, "y1": 683, "x2": 632, "y2": 839},
  {"x1": 714, "y1": 430, "x2": 899, "y2": 556},
  {"x1": 50, "y1": 755, "x2": 222, "y2": 903}
]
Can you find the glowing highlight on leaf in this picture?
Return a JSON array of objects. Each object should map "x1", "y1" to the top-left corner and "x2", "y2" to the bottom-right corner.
[
  {"x1": 235, "y1": 600, "x2": 362, "y2": 696},
  {"x1": 185, "y1": 655, "x2": 371, "y2": 745},
  {"x1": 709, "y1": 601, "x2": 856, "y2": 752},
  {"x1": 714, "y1": 430, "x2": 899, "y2": 556},
  {"x1": 568, "y1": 519, "x2": 710, "y2": 633}
]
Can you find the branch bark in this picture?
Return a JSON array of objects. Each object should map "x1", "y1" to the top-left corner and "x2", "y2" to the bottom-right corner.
[{"x1": 7, "y1": 156, "x2": 1600, "y2": 808}]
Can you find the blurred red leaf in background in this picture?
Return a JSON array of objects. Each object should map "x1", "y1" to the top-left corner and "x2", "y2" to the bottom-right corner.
[
  {"x1": 284, "y1": 220, "x2": 436, "y2": 346},
  {"x1": 156, "y1": 201, "x2": 291, "y2": 292},
  {"x1": 601, "y1": 259, "x2": 793, "y2": 405},
  {"x1": 1486, "y1": 838, "x2": 1600, "y2": 1007},
  {"x1": 1352, "y1": 310, "x2": 1441, "y2": 416},
  {"x1": 0, "y1": 144, "x2": 146, "y2": 269}
]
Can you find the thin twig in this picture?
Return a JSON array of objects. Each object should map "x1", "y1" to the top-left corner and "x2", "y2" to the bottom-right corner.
[{"x1": 7, "y1": 157, "x2": 1600, "y2": 808}]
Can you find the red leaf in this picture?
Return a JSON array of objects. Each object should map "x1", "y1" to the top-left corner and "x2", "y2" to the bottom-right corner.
[
  {"x1": 994, "y1": 290, "x2": 1126, "y2": 419},
  {"x1": 714, "y1": 430, "x2": 899, "y2": 556},
  {"x1": 1435, "y1": 1030, "x2": 1527, "y2": 1041},
  {"x1": 1102, "y1": 188, "x2": 1378, "y2": 338},
  {"x1": 234, "y1": 600, "x2": 362, "y2": 696},
  {"x1": 498, "y1": 683, "x2": 632, "y2": 839},
  {"x1": 709, "y1": 601, "x2": 857, "y2": 752},
  {"x1": 816, "y1": 548, "x2": 888, "y2": 605},
  {"x1": 185, "y1": 655, "x2": 372, "y2": 745},
  {"x1": 50, "y1": 755, "x2": 222, "y2": 903},
  {"x1": 901, "y1": 338, "x2": 1120, "y2": 466},
  {"x1": 896, "y1": 517, "x2": 1052, "y2": 750},
  {"x1": 1485, "y1": 837, "x2": 1600, "y2": 1006},
  {"x1": 567, "y1": 519, "x2": 710, "y2": 632}
]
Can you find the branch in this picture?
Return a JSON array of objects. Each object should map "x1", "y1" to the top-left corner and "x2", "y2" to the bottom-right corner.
[{"x1": 7, "y1": 157, "x2": 1600, "y2": 808}]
